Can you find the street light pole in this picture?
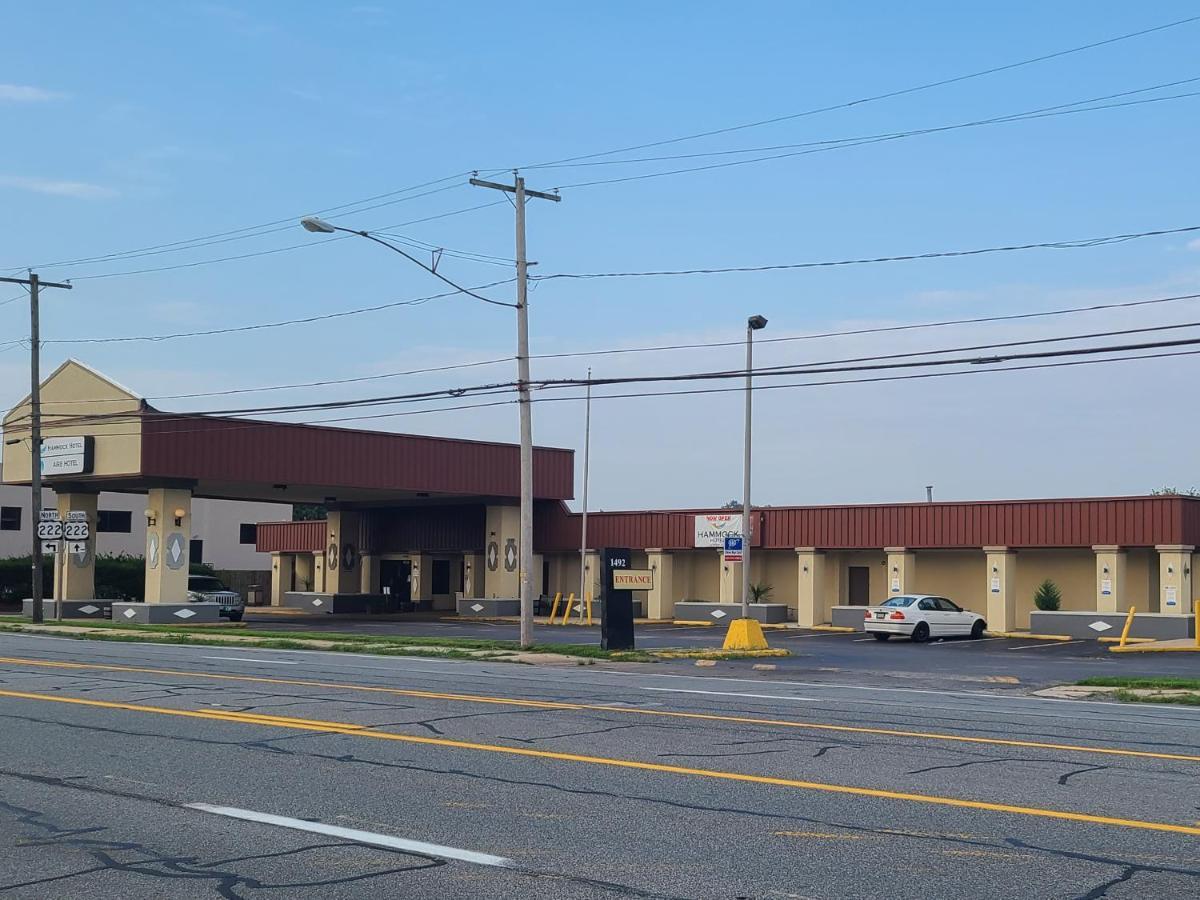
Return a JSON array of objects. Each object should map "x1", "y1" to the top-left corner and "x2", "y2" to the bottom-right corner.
[
  {"x1": 741, "y1": 315, "x2": 768, "y2": 620},
  {"x1": 0, "y1": 273, "x2": 72, "y2": 625}
]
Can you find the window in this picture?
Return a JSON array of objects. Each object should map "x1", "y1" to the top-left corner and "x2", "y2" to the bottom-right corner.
[
  {"x1": 880, "y1": 596, "x2": 918, "y2": 608},
  {"x1": 934, "y1": 597, "x2": 962, "y2": 612},
  {"x1": 0, "y1": 507, "x2": 20, "y2": 531},
  {"x1": 917, "y1": 598, "x2": 937, "y2": 611},
  {"x1": 97, "y1": 510, "x2": 132, "y2": 533},
  {"x1": 189, "y1": 539, "x2": 204, "y2": 565},
  {"x1": 239, "y1": 523, "x2": 257, "y2": 545}
]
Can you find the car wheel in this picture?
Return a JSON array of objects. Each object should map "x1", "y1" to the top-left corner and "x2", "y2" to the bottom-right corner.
[
  {"x1": 873, "y1": 633, "x2": 891, "y2": 641},
  {"x1": 970, "y1": 619, "x2": 986, "y2": 639},
  {"x1": 911, "y1": 622, "x2": 930, "y2": 643},
  {"x1": 228, "y1": 612, "x2": 243, "y2": 622}
]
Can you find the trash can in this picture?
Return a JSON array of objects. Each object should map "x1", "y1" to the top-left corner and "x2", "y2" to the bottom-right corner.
[{"x1": 247, "y1": 585, "x2": 264, "y2": 606}]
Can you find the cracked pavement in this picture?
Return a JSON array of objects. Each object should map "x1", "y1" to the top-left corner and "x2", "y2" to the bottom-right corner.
[{"x1": 0, "y1": 633, "x2": 1198, "y2": 898}]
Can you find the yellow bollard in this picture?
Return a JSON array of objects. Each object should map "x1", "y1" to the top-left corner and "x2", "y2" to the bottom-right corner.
[
  {"x1": 585, "y1": 592, "x2": 593, "y2": 626},
  {"x1": 1118, "y1": 605, "x2": 1137, "y2": 649},
  {"x1": 548, "y1": 592, "x2": 562, "y2": 624},
  {"x1": 1195, "y1": 606, "x2": 1199, "y2": 649},
  {"x1": 559, "y1": 592, "x2": 575, "y2": 625}
]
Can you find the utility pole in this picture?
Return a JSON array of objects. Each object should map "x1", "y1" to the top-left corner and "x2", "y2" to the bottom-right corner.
[
  {"x1": 579, "y1": 367, "x2": 592, "y2": 609},
  {"x1": 0, "y1": 273, "x2": 73, "y2": 625},
  {"x1": 470, "y1": 173, "x2": 561, "y2": 649},
  {"x1": 741, "y1": 315, "x2": 768, "y2": 619}
]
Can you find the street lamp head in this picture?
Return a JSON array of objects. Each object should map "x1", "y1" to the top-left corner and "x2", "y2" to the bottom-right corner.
[
  {"x1": 300, "y1": 216, "x2": 337, "y2": 234},
  {"x1": 747, "y1": 314, "x2": 768, "y2": 331}
]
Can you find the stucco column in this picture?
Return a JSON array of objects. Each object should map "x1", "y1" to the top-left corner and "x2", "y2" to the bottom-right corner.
[
  {"x1": 312, "y1": 551, "x2": 326, "y2": 592},
  {"x1": 795, "y1": 548, "x2": 826, "y2": 627},
  {"x1": 271, "y1": 553, "x2": 295, "y2": 605},
  {"x1": 884, "y1": 548, "x2": 916, "y2": 597},
  {"x1": 144, "y1": 487, "x2": 192, "y2": 603},
  {"x1": 1155, "y1": 545, "x2": 1194, "y2": 615},
  {"x1": 646, "y1": 550, "x2": 674, "y2": 619},
  {"x1": 323, "y1": 510, "x2": 362, "y2": 595},
  {"x1": 359, "y1": 553, "x2": 379, "y2": 594},
  {"x1": 484, "y1": 505, "x2": 521, "y2": 597},
  {"x1": 53, "y1": 492, "x2": 97, "y2": 601},
  {"x1": 463, "y1": 553, "x2": 485, "y2": 599},
  {"x1": 409, "y1": 553, "x2": 432, "y2": 605},
  {"x1": 581, "y1": 550, "x2": 602, "y2": 601},
  {"x1": 1092, "y1": 546, "x2": 1129, "y2": 614},
  {"x1": 984, "y1": 547, "x2": 1016, "y2": 632},
  {"x1": 719, "y1": 549, "x2": 742, "y2": 605}
]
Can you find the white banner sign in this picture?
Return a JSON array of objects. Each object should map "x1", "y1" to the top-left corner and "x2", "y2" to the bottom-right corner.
[
  {"x1": 694, "y1": 514, "x2": 743, "y2": 548},
  {"x1": 40, "y1": 436, "x2": 93, "y2": 476}
]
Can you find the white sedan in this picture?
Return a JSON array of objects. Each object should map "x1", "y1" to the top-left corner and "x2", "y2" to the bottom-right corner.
[{"x1": 863, "y1": 594, "x2": 987, "y2": 642}]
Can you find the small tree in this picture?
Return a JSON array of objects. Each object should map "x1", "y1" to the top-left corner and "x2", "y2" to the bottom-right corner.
[
  {"x1": 749, "y1": 582, "x2": 772, "y2": 603},
  {"x1": 1033, "y1": 578, "x2": 1062, "y2": 612}
]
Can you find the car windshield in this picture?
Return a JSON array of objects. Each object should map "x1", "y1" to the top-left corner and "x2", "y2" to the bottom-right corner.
[
  {"x1": 188, "y1": 576, "x2": 227, "y2": 592},
  {"x1": 880, "y1": 596, "x2": 919, "y2": 608}
]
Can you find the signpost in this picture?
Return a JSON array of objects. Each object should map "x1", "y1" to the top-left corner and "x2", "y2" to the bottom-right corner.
[
  {"x1": 34, "y1": 510, "x2": 90, "y2": 621},
  {"x1": 600, "y1": 547, "x2": 636, "y2": 651}
]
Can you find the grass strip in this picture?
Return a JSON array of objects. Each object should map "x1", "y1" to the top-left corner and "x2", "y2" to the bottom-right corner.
[{"x1": 1078, "y1": 676, "x2": 1200, "y2": 690}]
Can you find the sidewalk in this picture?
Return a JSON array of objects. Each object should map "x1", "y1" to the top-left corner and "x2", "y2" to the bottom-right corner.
[{"x1": 1110, "y1": 638, "x2": 1200, "y2": 653}]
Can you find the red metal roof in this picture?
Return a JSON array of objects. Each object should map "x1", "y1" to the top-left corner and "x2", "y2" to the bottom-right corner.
[
  {"x1": 256, "y1": 520, "x2": 325, "y2": 553},
  {"x1": 140, "y1": 413, "x2": 573, "y2": 501},
  {"x1": 534, "y1": 496, "x2": 1200, "y2": 551}
]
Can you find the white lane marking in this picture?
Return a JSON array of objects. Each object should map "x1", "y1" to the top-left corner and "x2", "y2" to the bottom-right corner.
[
  {"x1": 851, "y1": 637, "x2": 875, "y2": 642},
  {"x1": 930, "y1": 637, "x2": 1007, "y2": 646},
  {"x1": 1007, "y1": 641, "x2": 1084, "y2": 651},
  {"x1": 203, "y1": 656, "x2": 299, "y2": 665},
  {"x1": 186, "y1": 804, "x2": 513, "y2": 867},
  {"x1": 643, "y1": 687, "x2": 825, "y2": 703},
  {"x1": 777, "y1": 632, "x2": 853, "y2": 639}
]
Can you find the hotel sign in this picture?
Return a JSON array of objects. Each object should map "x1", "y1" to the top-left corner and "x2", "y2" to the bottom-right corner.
[
  {"x1": 40, "y1": 436, "x2": 94, "y2": 476},
  {"x1": 694, "y1": 514, "x2": 742, "y2": 548},
  {"x1": 611, "y1": 569, "x2": 654, "y2": 591}
]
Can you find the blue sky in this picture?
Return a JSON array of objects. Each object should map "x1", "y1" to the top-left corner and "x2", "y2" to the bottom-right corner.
[{"x1": 2, "y1": 2, "x2": 1199, "y2": 508}]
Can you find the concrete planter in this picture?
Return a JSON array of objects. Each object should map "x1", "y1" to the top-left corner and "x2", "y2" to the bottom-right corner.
[
  {"x1": 831, "y1": 606, "x2": 869, "y2": 631},
  {"x1": 457, "y1": 597, "x2": 521, "y2": 617},
  {"x1": 673, "y1": 601, "x2": 790, "y2": 624},
  {"x1": 1030, "y1": 610, "x2": 1196, "y2": 641},
  {"x1": 111, "y1": 602, "x2": 221, "y2": 624},
  {"x1": 21, "y1": 599, "x2": 111, "y2": 620},
  {"x1": 282, "y1": 592, "x2": 396, "y2": 614}
]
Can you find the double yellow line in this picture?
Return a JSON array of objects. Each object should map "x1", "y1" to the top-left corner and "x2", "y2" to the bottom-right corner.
[
  {"x1": 2, "y1": 685, "x2": 1199, "y2": 838},
  {"x1": 0, "y1": 655, "x2": 1197, "y2": 764}
]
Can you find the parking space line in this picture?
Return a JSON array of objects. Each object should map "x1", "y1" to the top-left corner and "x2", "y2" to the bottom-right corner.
[
  {"x1": 930, "y1": 637, "x2": 1008, "y2": 647},
  {"x1": 1008, "y1": 640, "x2": 1083, "y2": 651}
]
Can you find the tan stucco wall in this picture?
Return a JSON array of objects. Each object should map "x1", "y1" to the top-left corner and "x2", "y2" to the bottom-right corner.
[
  {"x1": 3, "y1": 361, "x2": 142, "y2": 483},
  {"x1": 1015, "y1": 550, "x2": 1096, "y2": 627},
  {"x1": 759, "y1": 550, "x2": 798, "y2": 608},
  {"x1": 836, "y1": 551, "x2": 888, "y2": 605},
  {"x1": 909, "y1": 551, "x2": 987, "y2": 616}
]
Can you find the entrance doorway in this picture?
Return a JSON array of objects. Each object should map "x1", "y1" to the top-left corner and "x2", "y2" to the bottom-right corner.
[
  {"x1": 380, "y1": 559, "x2": 412, "y2": 610},
  {"x1": 848, "y1": 566, "x2": 871, "y2": 606}
]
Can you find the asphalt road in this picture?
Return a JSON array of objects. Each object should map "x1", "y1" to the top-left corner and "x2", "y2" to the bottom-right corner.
[
  {"x1": 1, "y1": 632, "x2": 1199, "y2": 899},
  {"x1": 245, "y1": 613, "x2": 1200, "y2": 689}
]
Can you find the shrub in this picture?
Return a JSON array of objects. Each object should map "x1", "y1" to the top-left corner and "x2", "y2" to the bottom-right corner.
[
  {"x1": 749, "y1": 582, "x2": 773, "y2": 602},
  {"x1": 1033, "y1": 579, "x2": 1062, "y2": 611}
]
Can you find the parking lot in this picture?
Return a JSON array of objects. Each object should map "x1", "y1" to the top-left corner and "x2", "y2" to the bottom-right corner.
[{"x1": 243, "y1": 612, "x2": 1198, "y2": 690}]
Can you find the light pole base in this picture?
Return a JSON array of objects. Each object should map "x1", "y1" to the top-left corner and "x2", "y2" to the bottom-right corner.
[{"x1": 722, "y1": 617, "x2": 770, "y2": 651}]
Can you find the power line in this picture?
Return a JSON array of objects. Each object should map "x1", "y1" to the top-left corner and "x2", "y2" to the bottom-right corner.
[
  {"x1": 535, "y1": 224, "x2": 1200, "y2": 281},
  {"x1": 526, "y1": 75, "x2": 1200, "y2": 171},
  {"x1": 549, "y1": 89, "x2": 1200, "y2": 190},
  {"x1": 28, "y1": 289, "x2": 1200, "y2": 403},
  {"x1": 42, "y1": 278, "x2": 516, "y2": 345},
  {"x1": 518, "y1": 14, "x2": 1200, "y2": 170}
]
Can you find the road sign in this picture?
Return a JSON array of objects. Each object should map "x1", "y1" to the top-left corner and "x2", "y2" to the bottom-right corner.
[
  {"x1": 42, "y1": 541, "x2": 59, "y2": 554},
  {"x1": 39, "y1": 509, "x2": 60, "y2": 522},
  {"x1": 65, "y1": 510, "x2": 88, "y2": 522},
  {"x1": 69, "y1": 541, "x2": 88, "y2": 556},
  {"x1": 63, "y1": 520, "x2": 90, "y2": 541},
  {"x1": 611, "y1": 569, "x2": 654, "y2": 591},
  {"x1": 723, "y1": 535, "x2": 743, "y2": 562},
  {"x1": 36, "y1": 520, "x2": 63, "y2": 541}
]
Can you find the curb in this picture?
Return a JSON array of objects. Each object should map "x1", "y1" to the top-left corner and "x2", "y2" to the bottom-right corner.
[{"x1": 985, "y1": 631, "x2": 1072, "y2": 641}]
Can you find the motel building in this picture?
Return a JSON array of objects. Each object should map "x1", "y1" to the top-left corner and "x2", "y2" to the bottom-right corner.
[{"x1": 3, "y1": 360, "x2": 1198, "y2": 639}]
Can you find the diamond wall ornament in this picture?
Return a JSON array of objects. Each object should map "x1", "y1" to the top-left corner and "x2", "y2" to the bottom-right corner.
[
  {"x1": 166, "y1": 533, "x2": 187, "y2": 570},
  {"x1": 312, "y1": 598, "x2": 324, "y2": 607},
  {"x1": 122, "y1": 609, "x2": 137, "y2": 619},
  {"x1": 79, "y1": 604, "x2": 99, "y2": 615},
  {"x1": 174, "y1": 608, "x2": 197, "y2": 619},
  {"x1": 470, "y1": 603, "x2": 484, "y2": 612},
  {"x1": 1088, "y1": 620, "x2": 1114, "y2": 632},
  {"x1": 711, "y1": 609, "x2": 728, "y2": 619}
]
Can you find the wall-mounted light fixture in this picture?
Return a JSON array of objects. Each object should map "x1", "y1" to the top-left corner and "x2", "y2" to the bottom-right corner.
[
  {"x1": 1186, "y1": 566, "x2": 1192, "y2": 577},
  {"x1": 992, "y1": 565, "x2": 998, "y2": 574},
  {"x1": 892, "y1": 565, "x2": 899, "y2": 573},
  {"x1": 1102, "y1": 565, "x2": 1109, "y2": 575},
  {"x1": 143, "y1": 509, "x2": 157, "y2": 527},
  {"x1": 802, "y1": 564, "x2": 809, "y2": 573},
  {"x1": 173, "y1": 507, "x2": 186, "y2": 527},
  {"x1": 1168, "y1": 565, "x2": 1175, "y2": 575}
]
